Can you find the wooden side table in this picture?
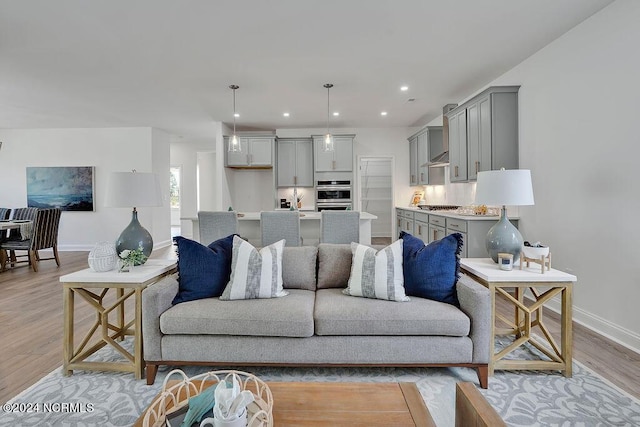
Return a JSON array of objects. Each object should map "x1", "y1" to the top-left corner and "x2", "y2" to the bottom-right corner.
[
  {"x1": 60, "y1": 259, "x2": 176, "y2": 379},
  {"x1": 460, "y1": 258, "x2": 577, "y2": 377}
]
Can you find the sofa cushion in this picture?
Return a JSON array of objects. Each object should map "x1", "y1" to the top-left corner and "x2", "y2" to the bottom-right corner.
[
  {"x1": 344, "y1": 239, "x2": 409, "y2": 302},
  {"x1": 221, "y1": 236, "x2": 287, "y2": 300},
  {"x1": 282, "y1": 246, "x2": 317, "y2": 291},
  {"x1": 314, "y1": 288, "x2": 470, "y2": 336},
  {"x1": 316, "y1": 243, "x2": 352, "y2": 289},
  {"x1": 160, "y1": 289, "x2": 315, "y2": 338},
  {"x1": 172, "y1": 235, "x2": 235, "y2": 305},
  {"x1": 400, "y1": 231, "x2": 462, "y2": 306}
]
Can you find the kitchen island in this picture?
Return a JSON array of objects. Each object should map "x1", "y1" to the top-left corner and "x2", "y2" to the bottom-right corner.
[{"x1": 181, "y1": 211, "x2": 378, "y2": 246}]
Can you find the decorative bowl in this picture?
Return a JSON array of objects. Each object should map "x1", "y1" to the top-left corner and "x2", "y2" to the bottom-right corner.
[{"x1": 522, "y1": 245, "x2": 549, "y2": 259}]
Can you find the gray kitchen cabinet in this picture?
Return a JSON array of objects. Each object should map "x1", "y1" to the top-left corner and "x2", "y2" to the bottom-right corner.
[
  {"x1": 409, "y1": 136, "x2": 418, "y2": 185},
  {"x1": 446, "y1": 86, "x2": 519, "y2": 182},
  {"x1": 225, "y1": 136, "x2": 274, "y2": 168},
  {"x1": 428, "y1": 214, "x2": 447, "y2": 243},
  {"x1": 408, "y1": 126, "x2": 444, "y2": 186},
  {"x1": 313, "y1": 134, "x2": 354, "y2": 172},
  {"x1": 277, "y1": 138, "x2": 313, "y2": 187},
  {"x1": 414, "y1": 212, "x2": 430, "y2": 242},
  {"x1": 448, "y1": 109, "x2": 468, "y2": 182},
  {"x1": 396, "y1": 208, "x2": 414, "y2": 237}
]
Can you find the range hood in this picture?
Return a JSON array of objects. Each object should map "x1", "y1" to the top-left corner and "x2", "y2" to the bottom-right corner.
[
  {"x1": 424, "y1": 103, "x2": 456, "y2": 168},
  {"x1": 426, "y1": 150, "x2": 449, "y2": 167}
]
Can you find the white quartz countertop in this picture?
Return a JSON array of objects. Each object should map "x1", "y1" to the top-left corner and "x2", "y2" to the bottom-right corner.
[
  {"x1": 183, "y1": 211, "x2": 377, "y2": 221},
  {"x1": 396, "y1": 206, "x2": 518, "y2": 221}
]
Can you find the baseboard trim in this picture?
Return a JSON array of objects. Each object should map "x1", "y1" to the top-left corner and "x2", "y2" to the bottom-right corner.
[
  {"x1": 541, "y1": 296, "x2": 640, "y2": 355},
  {"x1": 58, "y1": 239, "x2": 173, "y2": 252}
]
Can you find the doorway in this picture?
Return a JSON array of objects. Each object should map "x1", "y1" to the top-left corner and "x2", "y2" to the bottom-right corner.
[
  {"x1": 357, "y1": 156, "x2": 394, "y2": 243},
  {"x1": 170, "y1": 166, "x2": 181, "y2": 237}
]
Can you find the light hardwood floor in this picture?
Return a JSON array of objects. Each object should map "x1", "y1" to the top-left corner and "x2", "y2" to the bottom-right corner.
[{"x1": 1, "y1": 250, "x2": 638, "y2": 405}]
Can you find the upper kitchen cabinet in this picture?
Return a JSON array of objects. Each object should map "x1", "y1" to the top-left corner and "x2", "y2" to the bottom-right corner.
[
  {"x1": 408, "y1": 135, "x2": 418, "y2": 185},
  {"x1": 225, "y1": 135, "x2": 274, "y2": 168},
  {"x1": 448, "y1": 108, "x2": 468, "y2": 182},
  {"x1": 408, "y1": 126, "x2": 443, "y2": 186},
  {"x1": 276, "y1": 138, "x2": 313, "y2": 187},
  {"x1": 446, "y1": 86, "x2": 519, "y2": 182},
  {"x1": 313, "y1": 134, "x2": 354, "y2": 172}
]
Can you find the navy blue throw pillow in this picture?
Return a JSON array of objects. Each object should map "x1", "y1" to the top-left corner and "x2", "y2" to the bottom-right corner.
[
  {"x1": 400, "y1": 231, "x2": 463, "y2": 306},
  {"x1": 172, "y1": 235, "x2": 235, "y2": 305}
]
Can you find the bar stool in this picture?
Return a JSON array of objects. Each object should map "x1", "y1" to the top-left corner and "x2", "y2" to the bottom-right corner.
[
  {"x1": 260, "y1": 211, "x2": 301, "y2": 247},
  {"x1": 320, "y1": 211, "x2": 360, "y2": 244},
  {"x1": 197, "y1": 211, "x2": 238, "y2": 245}
]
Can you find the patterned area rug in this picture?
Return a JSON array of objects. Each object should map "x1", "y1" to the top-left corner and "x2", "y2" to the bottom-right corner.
[{"x1": 2, "y1": 338, "x2": 639, "y2": 426}]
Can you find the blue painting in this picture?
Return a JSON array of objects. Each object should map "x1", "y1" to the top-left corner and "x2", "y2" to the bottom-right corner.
[{"x1": 26, "y1": 166, "x2": 95, "y2": 211}]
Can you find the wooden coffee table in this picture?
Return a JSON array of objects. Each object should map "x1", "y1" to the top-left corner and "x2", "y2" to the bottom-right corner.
[
  {"x1": 270, "y1": 382, "x2": 435, "y2": 426},
  {"x1": 135, "y1": 381, "x2": 435, "y2": 427}
]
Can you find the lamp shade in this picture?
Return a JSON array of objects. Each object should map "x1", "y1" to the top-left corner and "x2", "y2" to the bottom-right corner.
[
  {"x1": 475, "y1": 169, "x2": 534, "y2": 206},
  {"x1": 105, "y1": 172, "x2": 162, "y2": 208}
]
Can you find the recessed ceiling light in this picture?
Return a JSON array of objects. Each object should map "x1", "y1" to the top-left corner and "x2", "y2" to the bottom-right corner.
[
  {"x1": 234, "y1": 113, "x2": 240, "y2": 118},
  {"x1": 400, "y1": 85, "x2": 409, "y2": 91},
  {"x1": 283, "y1": 112, "x2": 290, "y2": 117},
  {"x1": 333, "y1": 112, "x2": 339, "y2": 116},
  {"x1": 381, "y1": 111, "x2": 388, "y2": 116}
]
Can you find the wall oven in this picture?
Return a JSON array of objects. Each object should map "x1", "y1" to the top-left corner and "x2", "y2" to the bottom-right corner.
[{"x1": 316, "y1": 180, "x2": 352, "y2": 211}]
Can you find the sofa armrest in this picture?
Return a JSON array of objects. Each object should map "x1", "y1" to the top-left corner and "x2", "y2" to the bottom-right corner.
[
  {"x1": 142, "y1": 273, "x2": 179, "y2": 361},
  {"x1": 456, "y1": 274, "x2": 491, "y2": 363}
]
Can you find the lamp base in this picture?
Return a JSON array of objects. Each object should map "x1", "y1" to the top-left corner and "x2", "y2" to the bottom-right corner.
[
  {"x1": 486, "y1": 207, "x2": 523, "y2": 263},
  {"x1": 115, "y1": 208, "x2": 153, "y2": 264}
]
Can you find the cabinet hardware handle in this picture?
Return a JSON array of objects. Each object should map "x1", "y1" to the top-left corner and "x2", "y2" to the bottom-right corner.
[
  {"x1": 332, "y1": 160, "x2": 336, "y2": 170},
  {"x1": 418, "y1": 225, "x2": 422, "y2": 234},
  {"x1": 454, "y1": 166, "x2": 459, "y2": 177},
  {"x1": 433, "y1": 229, "x2": 437, "y2": 240},
  {"x1": 420, "y1": 172, "x2": 424, "y2": 182},
  {"x1": 475, "y1": 161, "x2": 480, "y2": 174},
  {"x1": 294, "y1": 176, "x2": 297, "y2": 185}
]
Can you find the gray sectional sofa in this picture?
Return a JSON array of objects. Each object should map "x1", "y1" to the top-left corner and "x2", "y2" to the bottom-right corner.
[{"x1": 142, "y1": 243, "x2": 491, "y2": 387}]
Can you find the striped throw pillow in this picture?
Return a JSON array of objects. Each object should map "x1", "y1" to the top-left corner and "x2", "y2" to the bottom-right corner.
[
  {"x1": 220, "y1": 236, "x2": 288, "y2": 300},
  {"x1": 344, "y1": 240, "x2": 409, "y2": 302}
]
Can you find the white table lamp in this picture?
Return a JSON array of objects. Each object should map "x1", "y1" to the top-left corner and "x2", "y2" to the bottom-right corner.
[
  {"x1": 475, "y1": 169, "x2": 534, "y2": 263},
  {"x1": 105, "y1": 170, "x2": 162, "y2": 263}
]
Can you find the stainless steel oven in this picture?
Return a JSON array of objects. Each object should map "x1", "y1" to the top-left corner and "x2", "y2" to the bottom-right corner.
[
  {"x1": 316, "y1": 180, "x2": 352, "y2": 211},
  {"x1": 316, "y1": 202, "x2": 353, "y2": 211}
]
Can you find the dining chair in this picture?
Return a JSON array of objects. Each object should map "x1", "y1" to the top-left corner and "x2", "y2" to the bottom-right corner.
[
  {"x1": 0, "y1": 208, "x2": 10, "y2": 221},
  {"x1": 260, "y1": 211, "x2": 301, "y2": 247},
  {"x1": 0, "y1": 208, "x2": 62, "y2": 272},
  {"x1": 320, "y1": 211, "x2": 360, "y2": 244},
  {"x1": 0, "y1": 208, "x2": 10, "y2": 243},
  {"x1": 197, "y1": 211, "x2": 238, "y2": 245},
  {"x1": 6, "y1": 207, "x2": 38, "y2": 241}
]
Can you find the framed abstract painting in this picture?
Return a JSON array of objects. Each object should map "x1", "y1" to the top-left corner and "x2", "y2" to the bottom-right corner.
[{"x1": 26, "y1": 166, "x2": 95, "y2": 211}]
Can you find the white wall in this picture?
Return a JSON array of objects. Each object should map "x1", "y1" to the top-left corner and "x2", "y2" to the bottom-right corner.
[
  {"x1": 444, "y1": 0, "x2": 640, "y2": 351},
  {"x1": 0, "y1": 127, "x2": 171, "y2": 251}
]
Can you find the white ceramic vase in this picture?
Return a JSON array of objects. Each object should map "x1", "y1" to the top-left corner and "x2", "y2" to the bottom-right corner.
[{"x1": 88, "y1": 241, "x2": 117, "y2": 272}]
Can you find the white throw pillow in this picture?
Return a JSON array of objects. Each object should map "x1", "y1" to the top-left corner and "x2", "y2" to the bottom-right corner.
[
  {"x1": 220, "y1": 236, "x2": 288, "y2": 300},
  {"x1": 344, "y1": 240, "x2": 409, "y2": 302}
]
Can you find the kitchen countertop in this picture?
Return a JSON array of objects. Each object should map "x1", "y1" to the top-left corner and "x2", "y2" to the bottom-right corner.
[
  {"x1": 396, "y1": 206, "x2": 518, "y2": 221},
  {"x1": 182, "y1": 211, "x2": 377, "y2": 221}
]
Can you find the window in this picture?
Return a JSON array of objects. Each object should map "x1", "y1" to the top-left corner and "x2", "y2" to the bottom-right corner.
[{"x1": 170, "y1": 167, "x2": 181, "y2": 209}]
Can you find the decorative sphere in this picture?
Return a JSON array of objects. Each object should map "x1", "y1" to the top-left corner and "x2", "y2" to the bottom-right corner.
[{"x1": 88, "y1": 241, "x2": 118, "y2": 272}]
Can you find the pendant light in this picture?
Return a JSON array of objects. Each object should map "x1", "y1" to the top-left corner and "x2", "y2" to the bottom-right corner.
[
  {"x1": 228, "y1": 84, "x2": 241, "y2": 153},
  {"x1": 323, "y1": 83, "x2": 335, "y2": 152}
]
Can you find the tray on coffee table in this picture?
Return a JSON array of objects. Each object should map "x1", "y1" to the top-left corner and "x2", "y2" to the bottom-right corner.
[{"x1": 137, "y1": 369, "x2": 273, "y2": 427}]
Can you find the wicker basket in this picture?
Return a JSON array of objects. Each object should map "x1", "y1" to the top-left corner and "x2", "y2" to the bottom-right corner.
[{"x1": 142, "y1": 369, "x2": 273, "y2": 427}]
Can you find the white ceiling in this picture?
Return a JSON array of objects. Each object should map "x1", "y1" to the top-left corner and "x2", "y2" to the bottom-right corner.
[{"x1": 0, "y1": 0, "x2": 614, "y2": 142}]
